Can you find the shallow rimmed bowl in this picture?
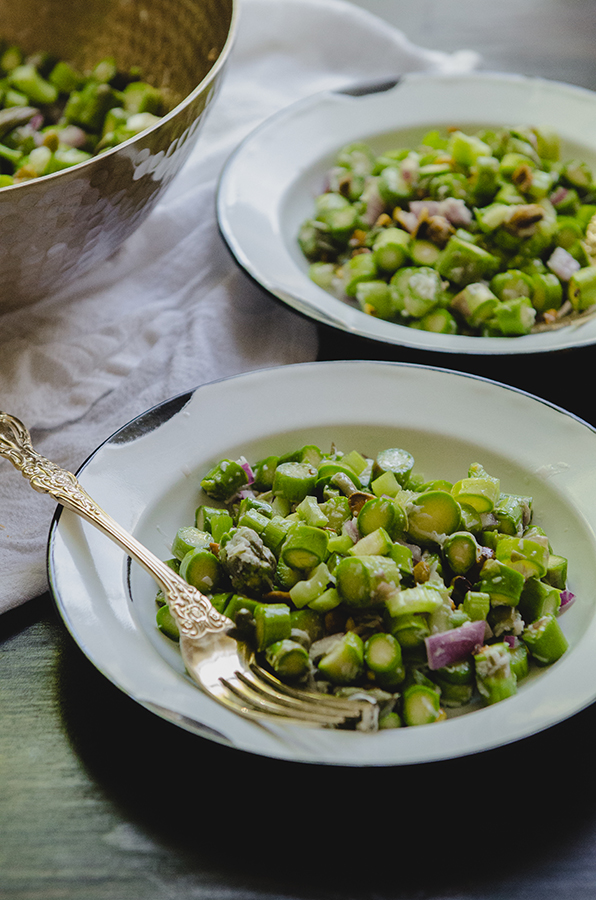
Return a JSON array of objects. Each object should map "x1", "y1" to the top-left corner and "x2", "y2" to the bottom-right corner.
[
  {"x1": 218, "y1": 72, "x2": 596, "y2": 355},
  {"x1": 48, "y1": 360, "x2": 596, "y2": 766}
]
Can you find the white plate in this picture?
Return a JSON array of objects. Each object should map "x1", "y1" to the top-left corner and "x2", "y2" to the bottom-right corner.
[
  {"x1": 217, "y1": 72, "x2": 596, "y2": 355},
  {"x1": 49, "y1": 361, "x2": 596, "y2": 765}
]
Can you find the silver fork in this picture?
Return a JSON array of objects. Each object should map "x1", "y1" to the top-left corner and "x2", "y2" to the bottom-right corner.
[{"x1": 0, "y1": 413, "x2": 378, "y2": 732}]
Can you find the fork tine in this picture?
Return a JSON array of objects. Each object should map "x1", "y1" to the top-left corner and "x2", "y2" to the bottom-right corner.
[
  {"x1": 249, "y1": 663, "x2": 378, "y2": 715},
  {"x1": 219, "y1": 674, "x2": 352, "y2": 725}
]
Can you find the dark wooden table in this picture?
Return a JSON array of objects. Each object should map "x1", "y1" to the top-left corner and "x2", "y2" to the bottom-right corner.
[{"x1": 3, "y1": 3, "x2": 596, "y2": 898}]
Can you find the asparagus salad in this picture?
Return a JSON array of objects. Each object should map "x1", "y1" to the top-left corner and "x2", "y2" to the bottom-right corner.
[
  {"x1": 157, "y1": 443, "x2": 573, "y2": 729},
  {"x1": 298, "y1": 126, "x2": 596, "y2": 337},
  {"x1": 0, "y1": 42, "x2": 165, "y2": 185}
]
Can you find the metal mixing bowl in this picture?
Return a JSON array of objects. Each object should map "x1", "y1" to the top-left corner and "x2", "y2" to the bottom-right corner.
[{"x1": 0, "y1": 0, "x2": 237, "y2": 307}]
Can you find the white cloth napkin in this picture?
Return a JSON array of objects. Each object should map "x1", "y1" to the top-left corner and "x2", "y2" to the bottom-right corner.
[{"x1": 0, "y1": 0, "x2": 479, "y2": 613}]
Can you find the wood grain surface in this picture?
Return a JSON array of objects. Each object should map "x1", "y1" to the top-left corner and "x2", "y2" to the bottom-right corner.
[{"x1": 3, "y1": 3, "x2": 596, "y2": 898}]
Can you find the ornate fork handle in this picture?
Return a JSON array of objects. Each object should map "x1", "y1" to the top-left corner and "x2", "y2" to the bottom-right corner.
[{"x1": 0, "y1": 412, "x2": 231, "y2": 640}]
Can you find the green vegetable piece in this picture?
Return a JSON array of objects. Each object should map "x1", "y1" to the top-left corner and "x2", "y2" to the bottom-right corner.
[
  {"x1": 237, "y1": 508, "x2": 270, "y2": 535},
  {"x1": 490, "y1": 269, "x2": 533, "y2": 302},
  {"x1": 475, "y1": 558, "x2": 525, "y2": 606},
  {"x1": 390, "y1": 266, "x2": 442, "y2": 318},
  {"x1": 179, "y1": 547, "x2": 222, "y2": 593},
  {"x1": 388, "y1": 612, "x2": 430, "y2": 651},
  {"x1": 48, "y1": 60, "x2": 83, "y2": 94},
  {"x1": 378, "y1": 710, "x2": 402, "y2": 729},
  {"x1": 200, "y1": 458, "x2": 248, "y2": 501},
  {"x1": 370, "y1": 470, "x2": 401, "y2": 498},
  {"x1": 522, "y1": 614, "x2": 569, "y2": 665},
  {"x1": 320, "y1": 495, "x2": 351, "y2": 533},
  {"x1": 349, "y1": 526, "x2": 393, "y2": 557},
  {"x1": 341, "y1": 252, "x2": 378, "y2": 297},
  {"x1": 436, "y1": 236, "x2": 500, "y2": 287},
  {"x1": 308, "y1": 587, "x2": 342, "y2": 612},
  {"x1": 451, "y1": 472, "x2": 500, "y2": 514},
  {"x1": 364, "y1": 632, "x2": 405, "y2": 687},
  {"x1": 337, "y1": 141, "x2": 376, "y2": 175},
  {"x1": 492, "y1": 297, "x2": 536, "y2": 336},
  {"x1": 223, "y1": 594, "x2": 259, "y2": 622},
  {"x1": 410, "y1": 239, "x2": 441, "y2": 267},
  {"x1": 450, "y1": 282, "x2": 499, "y2": 328},
  {"x1": 508, "y1": 643, "x2": 529, "y2": 681},
  {"x1": 561, "y1": 159, "x2": 593, "y2": 192},
  {"x1": 568, "y1": 266, "x2": 596, "y2": 312},
  {"x1": 355, "y1": 280, "x2": 395, "y2": 319},
  {"x1": 265, "y1": 639, "x2": 310, "y2": 679},
  {"x1": 470, "y1": 154, "x2": 500, "y2": 204},
  {"x1": 295, "y1": 494, "x2": 328, "y2": 528},
  {"x1": 272, "y1": 461, "x2": 318, "y2": 503},
  {"x1": 290, "y1": 608, "x2": 325, "y2": 642},
  {"x1": 385, "y1": 585, "x2": 444, "y2": 618},
  {"x1": 121, "y1": 80, "x2": 162, "y2": 115},
  {"x1": 315, "y1": 191, "x2": 359, "y2": 241},
  {"x1": 289, "y1": 561, "x2": 331, "y2": 608},
  {"x1": 442, "y1": 531, "x2": 480, "y2": 574},
  {"x1": 372, "y1": 227, "x2": 410, "y2": 273},
  {"x1": 494, "y1": 493, "x2": 531, "y2": 536},
  {"x1": 358, "y1": 496, "x2": 406, "y2": 538},
  {"x1": 335, "y1": 555, "x2": 401, "y2": 608},
  {"x1": 372, "y1": 448, "x2": 414, "y2": 485},
  {"x1": 64, "y1": 80, "x2": 119, "y2": 132},
  {"x1": 281, "y1": 524, "x2": 329, "y2": 571},
  {"x1": 377, "y1": 163, "x2": 416, "y2": 205},
  {"x1": 417, "y1": 308, "x2": 458, "y2": 334},
  {"x1": 406, "y1": 490, "x2": 461, "y2": 545},
  {"x1": 518, "y1": 578, "x2": 562, "y2": 622},
  {"x1": 388, "y1": 542, "x2": 414, "y2": 579},
  {"x1": 7, "y1": 64, "x2": 58, "y2": 105},
  {"x1": 462, "y1": 590, "x2": 490, "y2": 621},
  {"x1": 219, "y1": 527, "x2": 276, "y2": 595},
  {"x1": 495, "y1": 534, "x2": 550, "y2": 579},
  {"x1": 402, "y1": 684, "x2": 443, "y2": 726},
  {"x1": 156, "y1": 604, "x2": 179, "y2": 641},
  {"x1": 474, "y1": 642, "x2": 517, "y2": 705},
  {"x1": 448, "y1": 129, "x2": 492, "y2": 167},
  {"x1": 317, "y1": 631, "x2": 365, "y2": 685},
  {"x1": 544, "y1": 554, "x2": 568, "y2": 590},
  {"x1": 251, "y1": 455, "x2": 279, "y2": 491},
  {"x1": 171, "y1": 525, "x2": 212, "y2": 561},
  {"x1": 254, "y1": 602, "x2": 291, "y2": 651}
]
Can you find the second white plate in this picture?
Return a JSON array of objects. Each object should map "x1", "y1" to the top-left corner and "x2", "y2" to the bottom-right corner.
[{"x1": 218, "y1": 71, "x2": 596, "y2": 355}]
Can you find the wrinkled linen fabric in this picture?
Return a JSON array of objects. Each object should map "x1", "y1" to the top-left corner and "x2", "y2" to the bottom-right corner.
[{"x1": 0, "y1": 0, "x2": 479, "y2": 612}]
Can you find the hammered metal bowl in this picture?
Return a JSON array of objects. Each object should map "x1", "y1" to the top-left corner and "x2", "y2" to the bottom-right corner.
[{"x1": 0, "y1": 0, "x2": 237, "y2": 307}]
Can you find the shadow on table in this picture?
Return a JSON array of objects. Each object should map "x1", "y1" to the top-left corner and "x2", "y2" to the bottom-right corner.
[{"x1": 56, "y1": 617, "x2": 596, "y2": 899}]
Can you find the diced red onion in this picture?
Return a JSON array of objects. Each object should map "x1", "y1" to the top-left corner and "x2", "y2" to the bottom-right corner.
[
  {"x1": 343, "y1": 517, "x2": 360, "y2": 543},
  {"x1": 394, "y1": 537, "x2": 422, "y2": 562},
  {"x1": 58, "y1": 125, "x2": 89, "y2": 149},
  {"x1": 425, "y1": 619, "x2": 487, "y2": 670},
  {"x1": 438, "y1": 197, "x2": 473, "y2": 227},
  {"x1": 503, "y1": 634, "x2": 519, "y2": 649},
  {"x1": 410, "y1": 200, "x2": 440, "y2": 218},
  {"x1": 236, "y1": 457, "x2": 254, "y2": 484},
  {"x1": 549, "y1": 186, "x2": 568, "y2": 206},
  {"x1": 235, "y1": 489, "x2": 256, "y2": 500},
  {"x1": 559, "y1": 589, "x2": 576, "y2": 613},
  {"x1": 360, "y1": 180, "x2": 385, "y2": 225},
  {"x1": 547, "y1": 246, "x2": 581, "y2": 282}
]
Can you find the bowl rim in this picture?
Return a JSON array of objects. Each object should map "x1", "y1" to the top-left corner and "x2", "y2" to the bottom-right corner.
[{"x1": 0, "y1": 0, "x2": 240, "y2": 192}]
